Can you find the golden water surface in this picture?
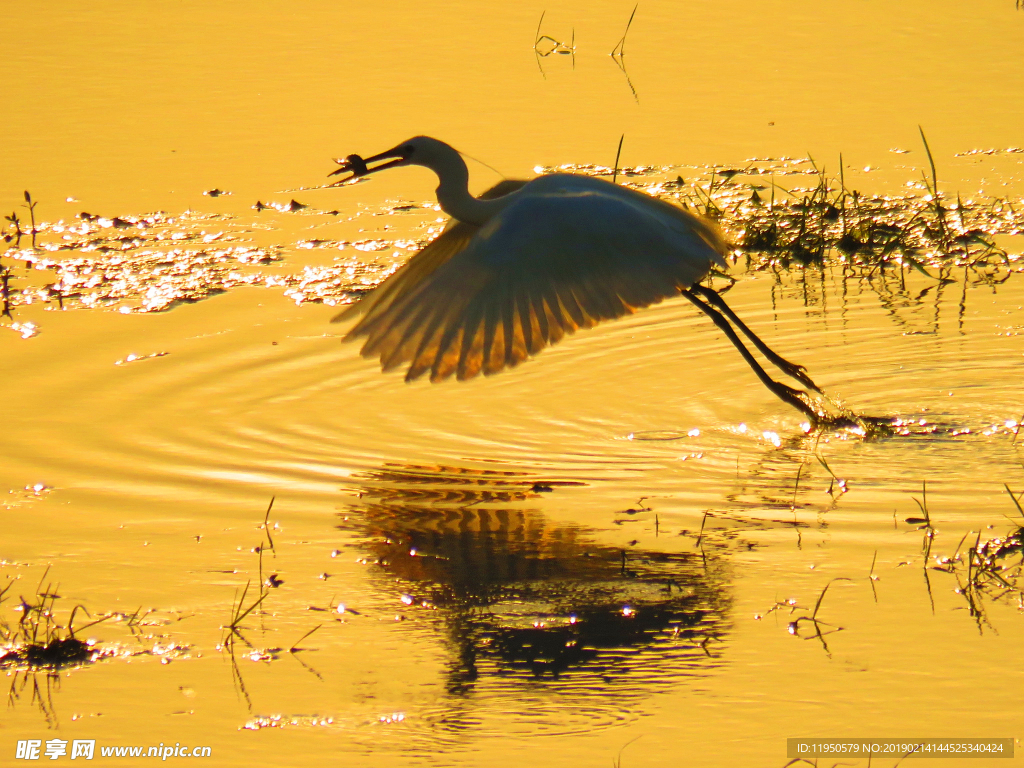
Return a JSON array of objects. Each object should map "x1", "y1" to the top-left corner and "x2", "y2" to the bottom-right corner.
[{"x1": 2, "y1": 2, "x2": 1024, "y2": 766}]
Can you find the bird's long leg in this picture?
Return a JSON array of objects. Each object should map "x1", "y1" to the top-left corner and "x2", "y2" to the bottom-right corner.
[
  {"x1": 681, "y1": 289, "x2": 820, "y2": 423},
  {"x1": 689, "y1": 284, "x2": 821, "y2": 393}
]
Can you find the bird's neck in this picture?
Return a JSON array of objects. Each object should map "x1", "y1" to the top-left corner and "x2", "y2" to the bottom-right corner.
[{"x1": 432, "y1": 156, "x2": 511, "y2": 227}]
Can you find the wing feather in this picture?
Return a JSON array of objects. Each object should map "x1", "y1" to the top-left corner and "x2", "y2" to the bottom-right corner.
[
  {"x1": 378, "y1": 301, "x2": 439, "y2": 372},
  {"x1": 426, "y1": 324, "x2": 464, "y2": 382},
  {"x1": 555, "y1": 286, "x2": 590, "y2": 329},
  {"x1": 482, "y1": 298, "x2": 506, "y2": 376},
  {"x1": 538, "y1": 284, "x2": 571, "y2": 339},
  {"x1": 480, "y1": 296, "x2": 503, "y2": 376},
  {"x1": 504, "y1": 286, "x2": 527, "y2": 369},
  {"x1": 528, "y1": 291, "x2": 550, "y2": 348},
  {"x1": 362, "y1": 298, "x2": 429, "y2": 365},
  {"x1": 517, "y1": 291, "x2": 543, "y2": 355},
  {"x1": 574, "y1": 275, "x2": 625, "y2": 321},
  {"x1": 431, "y1": 285, "x2": 493, "y2": 382},
  {"x1": 405, "y1": 301, "x2": 461, "y2": 381},
  {"x1": 456, "y1": 301, "x2": 488, "y2": 380}
]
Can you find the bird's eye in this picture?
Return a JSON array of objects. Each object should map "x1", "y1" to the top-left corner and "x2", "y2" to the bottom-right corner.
[{"x1": 402, "y1": 145, "x2": 414, "y2": 154}]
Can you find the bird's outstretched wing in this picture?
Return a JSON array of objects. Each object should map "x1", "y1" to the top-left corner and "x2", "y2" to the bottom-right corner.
[
  {"x1": 331, "y1": 180, "x2": 527, "y2": 326},
  {"x1": 339, "y1": 186, "x2": 727, "y2": 382}
]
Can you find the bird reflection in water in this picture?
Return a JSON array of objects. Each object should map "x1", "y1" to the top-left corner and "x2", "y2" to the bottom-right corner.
[{"x1": 340, "y1": 464, "x2": 731, "y2": 694}]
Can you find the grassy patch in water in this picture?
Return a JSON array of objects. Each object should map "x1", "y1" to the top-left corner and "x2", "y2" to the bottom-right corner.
[
  {"x1": 928, "y1": 485, "x2": 1024, "y2": 631},
  {"x1": 0, "y1": 566, "x2": 109, "y2": 670}
]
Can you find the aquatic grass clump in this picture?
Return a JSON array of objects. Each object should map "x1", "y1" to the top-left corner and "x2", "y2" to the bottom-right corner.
[
  {"x1": 3, "y1": 191, "x2": 37, "y2": 249},
  {"x1": 608, "y1": 4, "x2": 639, "y2": 101},
  {"x1": 929, "y1": 486, "x2": 1024, "y2": 630},
  {"x1": 0, "y1": 567, "x2": 109, "y2": 670},
  {"x1": 222, "y1": 499, "x2": 279, "y2": 643}
]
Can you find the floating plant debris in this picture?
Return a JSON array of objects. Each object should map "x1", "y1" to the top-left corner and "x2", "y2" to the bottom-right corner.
[
  {"x1": 2, "y1": 321, "x2": 37, "y2": 338},
  {"x1": 953, "y1": 147, "x2": 1024, "y2": 157},
  {"x1": 115, "y1": 351, "x2": 170, "y2": 365}
]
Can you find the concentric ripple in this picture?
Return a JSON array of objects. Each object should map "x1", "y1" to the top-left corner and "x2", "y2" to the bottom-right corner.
[{"x1": 4, "y1": 269, "x2": 1022, "y2": 523}]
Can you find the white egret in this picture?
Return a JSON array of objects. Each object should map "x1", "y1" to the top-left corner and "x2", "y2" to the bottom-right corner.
[{"x1": 328, "y1": 136, "x2": 821, "y2": 421}]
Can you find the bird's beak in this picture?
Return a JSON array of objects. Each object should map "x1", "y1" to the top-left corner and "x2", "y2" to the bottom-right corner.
[{"x1": 328, "y1": 145, "x2": 409, "y2": 182}]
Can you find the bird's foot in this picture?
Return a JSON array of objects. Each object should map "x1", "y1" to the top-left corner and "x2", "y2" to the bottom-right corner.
[{"x1": 779, "y1": 361, "x2": 822, "y2": 394}]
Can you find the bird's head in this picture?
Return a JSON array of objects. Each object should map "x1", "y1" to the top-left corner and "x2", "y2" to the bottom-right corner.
[{"x1": 329, "y1": 136, "x2": 453, "y2": 181}]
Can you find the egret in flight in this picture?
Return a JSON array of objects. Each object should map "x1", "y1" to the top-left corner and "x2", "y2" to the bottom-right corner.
[{"x1": 328, "y1": 136, "x2": 822, "y2": 421}]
